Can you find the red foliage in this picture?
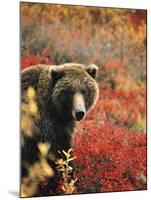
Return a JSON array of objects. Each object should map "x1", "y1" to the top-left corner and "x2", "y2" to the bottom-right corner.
[
  {"x1": 85, "y1": 88, "x2": 146, "y2": 127},
  {"x1": 128, "y1": 11, "x2": 146, "y2": 29},
  {"x1": 21, "y1": 49, "x2": 55, "y2": 69},
  {"x1": 73, "y1": 121, "x2": 146, "y2": 193},
  {"x1": 105, "y1": 59, "x2": 125, "y2": 71}
]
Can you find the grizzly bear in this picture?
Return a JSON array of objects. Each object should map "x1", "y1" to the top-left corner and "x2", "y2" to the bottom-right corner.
[{"x1": 21, "y1": 63, "x2": 99, "y2": 196}]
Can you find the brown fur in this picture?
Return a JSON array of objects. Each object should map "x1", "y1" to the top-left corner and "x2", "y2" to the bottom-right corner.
[{"x1": 21, "y1": 63, "x2": 99, "y2": 195}]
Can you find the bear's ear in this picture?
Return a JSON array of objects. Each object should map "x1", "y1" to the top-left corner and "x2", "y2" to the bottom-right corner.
[
  {"x1": 51, "y1": 68, "x2": 64, "y2": 81},
  {"x1": 86, "y1": 64, "x2": 98, "y2": 79}
]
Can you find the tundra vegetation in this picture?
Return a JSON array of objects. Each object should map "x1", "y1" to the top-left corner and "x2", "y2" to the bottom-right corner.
[{"x1": 21, "y1": 3, "x2": 146, "y2": 196}]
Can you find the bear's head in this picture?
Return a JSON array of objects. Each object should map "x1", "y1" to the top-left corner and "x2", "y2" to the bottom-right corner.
[{"x1": 50, "y1": 63, "x2": 99, "y2": 121}]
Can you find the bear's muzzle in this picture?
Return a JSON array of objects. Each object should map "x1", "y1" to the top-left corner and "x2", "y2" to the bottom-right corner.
[{"x1": 72, "y1": 93, "x2": 86, "y2": 121}]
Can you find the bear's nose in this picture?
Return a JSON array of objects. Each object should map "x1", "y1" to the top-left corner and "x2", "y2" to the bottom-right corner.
[{"x1": 74, "y1": 109, "x2": 85, "y2": 121}]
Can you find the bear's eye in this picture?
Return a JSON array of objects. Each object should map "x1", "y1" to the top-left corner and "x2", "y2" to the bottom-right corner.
[
  {"x1": 81, "y1": 88, "x2": 88, "y2": 95},
  {"x1": 62, "y1": 89, "x2": 74, "y2": 96},
  {"x1": 81, "y1": 89, "x2": 87, "y2": 95}
]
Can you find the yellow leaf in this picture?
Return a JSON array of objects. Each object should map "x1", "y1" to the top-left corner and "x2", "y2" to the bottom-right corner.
[
  {"x1": 38, "y1": 143, "x2": 50, "y2": 157},
  {"x1": 29, "y1": 101, "x2": 38, "y2": 115},
  {"x1": 27, "y1": 87, "x2": 36, "y2": 99}
]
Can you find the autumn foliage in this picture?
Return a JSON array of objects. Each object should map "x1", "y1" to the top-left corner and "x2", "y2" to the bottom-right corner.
[
  {"x1": 21, "y1": 2, "x2": 147, "y2": 195},
  {"x1": 73, "y1": 121, "x2": 146, "y2": 193}
]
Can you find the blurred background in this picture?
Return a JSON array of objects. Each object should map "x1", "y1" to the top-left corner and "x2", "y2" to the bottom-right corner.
[
  {"x1": 21, "y1": 2, "x2": 147, "y2": 195},
  {"x1": 21, "y1": 3, "x2": 146, "y2": 81}
]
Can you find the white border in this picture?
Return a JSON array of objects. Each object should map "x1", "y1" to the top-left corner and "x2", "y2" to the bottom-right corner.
[{"x1": 0, "y1": 0, "x2": 150, "y2": 199}]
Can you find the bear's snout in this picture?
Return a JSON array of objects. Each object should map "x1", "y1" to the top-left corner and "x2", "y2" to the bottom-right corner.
[
  {"x1": 72, "y1": 93, "x2": 86, "y2": 121},
  {"x1": 74, "y1": 108, "x2": 85, "y2": 121}
]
